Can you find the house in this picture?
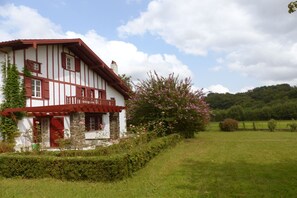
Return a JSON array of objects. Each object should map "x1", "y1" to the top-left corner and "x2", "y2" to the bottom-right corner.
[{"x1": 0, "y1": 39, "x2": 130, "y2": 150}]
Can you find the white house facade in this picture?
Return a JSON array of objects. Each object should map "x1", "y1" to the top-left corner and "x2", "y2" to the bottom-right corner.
[{"x1": 0, "y1": 39, "x2": 130, "y2": 150}]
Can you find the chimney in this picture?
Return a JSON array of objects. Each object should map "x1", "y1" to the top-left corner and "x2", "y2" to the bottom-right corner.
[{"x1": 110, "y1": 60, "x2": 118, "y2": 74}]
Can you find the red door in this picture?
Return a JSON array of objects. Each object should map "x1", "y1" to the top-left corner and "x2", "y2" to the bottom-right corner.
[{"x1": 50, "y1": 117, "x2": 64, "y2": 147}]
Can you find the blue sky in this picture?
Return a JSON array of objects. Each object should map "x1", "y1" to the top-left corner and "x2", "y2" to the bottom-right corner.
[{"x1": 1, "y1": 0, "x2": 297, "y2": 93}]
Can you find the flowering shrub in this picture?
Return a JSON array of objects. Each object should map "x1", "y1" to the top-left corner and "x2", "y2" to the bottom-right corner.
[{"x1": 127, "y1": 72, "x2": 210, "y2": 138}]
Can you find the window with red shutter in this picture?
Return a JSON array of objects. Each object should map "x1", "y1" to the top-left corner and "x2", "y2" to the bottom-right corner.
[{"x1": 25, "y1": 59, "x2": 41, "y2": 73}]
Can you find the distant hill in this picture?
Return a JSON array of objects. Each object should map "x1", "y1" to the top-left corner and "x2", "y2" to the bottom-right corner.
[{"x1": 205, "y1": 84, "x2": 297, "y2": 121}]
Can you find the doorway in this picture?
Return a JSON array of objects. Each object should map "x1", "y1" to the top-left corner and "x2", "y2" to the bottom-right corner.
[{"x1": 50, "y1": 117, "x2": 64, "y2": 147}]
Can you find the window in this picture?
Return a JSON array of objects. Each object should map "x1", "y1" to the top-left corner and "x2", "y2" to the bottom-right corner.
[
  {"x1": 25, "y1": 59, "x2": 41, "y2": 73},
  {"x1": 90, "y1": 89, "x2": 95, "y2": 98},
  {"x1": 24, "y1": 78, "x2": 49, "y2": 99},
  {"x1": 31, "y1": 79, "x2": 41, "y2": 98},
  {"x1": 81, "y1": 88, "x2": 86, "y2": 97},
  {"x1": 62, "y1": 52, "x2": 80, "y2": 72},
  {"x1": 66, "y1": 55, "x2": 75, "y2": 71},
  {"x1": 89, "y1": 117, "x2": 96, "y2": 131},
  {"x1": 85, "y1": 113, "x2": 103, "y2": 131}
]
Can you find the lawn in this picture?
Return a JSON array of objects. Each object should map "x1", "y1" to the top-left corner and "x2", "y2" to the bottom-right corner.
[{"x1": 2, "y1": 132, "x2": 297, "y2": 197}]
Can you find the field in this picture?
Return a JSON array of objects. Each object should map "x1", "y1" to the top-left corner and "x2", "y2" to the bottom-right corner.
[
  {"x1": 2, "y1": 132, "x2": 297, "y2": 197},
  {"x1": 206, "y1": 120, "x2": 295, "y2": 131}
]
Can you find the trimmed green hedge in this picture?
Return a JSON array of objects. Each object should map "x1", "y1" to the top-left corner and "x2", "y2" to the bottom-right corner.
[
  {"x1": 0, "y1": 134, "x2": 181, "y2": 181},
  {"x1": 15, "y1": 132, "x2": 158, "y2": 157}
]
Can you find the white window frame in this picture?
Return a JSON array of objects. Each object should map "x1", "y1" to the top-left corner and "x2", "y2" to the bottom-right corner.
[
  {"x1": 31, "y1": 79, "x2": 42, "y2": 98},
  {"x1": 66, "y1": 54, "x2": 75, "y2": 71},
  {"x1": 33, "y1": 62, "x2": 40, "y2": 71}
]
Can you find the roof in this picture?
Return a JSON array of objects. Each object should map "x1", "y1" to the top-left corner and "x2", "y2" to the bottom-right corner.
[{"x1": 0, "y1": 39, "x2": 130, "y2": 99}]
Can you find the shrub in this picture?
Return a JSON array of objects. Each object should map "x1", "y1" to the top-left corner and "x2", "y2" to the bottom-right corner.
[
  {"x1": 128, "y1": 72, "x2": 210, "y2": 138},
  {"x1": 0, "y1": 142, "x2": 14, "y2": 153},
  {"x1": 288, "y1": 123, "x2": 297, "y2": 132},
  {"x1": 219, "y1": 118, "x2": 239, "y2": 131},
  {"x1": 268, "y1": 119, "x2": 277, "y2": 132},
  {"x1": 288, "y1": 120, "x2": 297, "y2": 132},
  {"x1": 0, "y1": 134, "x2": 181, "y2": 181}
]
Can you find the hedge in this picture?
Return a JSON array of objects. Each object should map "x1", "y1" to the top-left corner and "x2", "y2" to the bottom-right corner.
[
  {"x1": 15, "y1": 132, "x2": 158, "y2": 157},
  {"x1": 0, "y1": 134, "x2": 181, "y2": 181}
]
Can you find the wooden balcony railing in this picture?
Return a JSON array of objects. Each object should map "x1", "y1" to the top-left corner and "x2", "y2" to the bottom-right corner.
[{"x1": 66, "y1": 96, "x2": 116, "y2": 106}]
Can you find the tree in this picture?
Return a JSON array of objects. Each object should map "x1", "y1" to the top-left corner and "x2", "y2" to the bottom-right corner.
[
  {"x1": 289, "y1": 1, "x2": 297, "y2": 13},
  {"x1": 118, "y1": 74, "x2": 133, "y2": 92},
  {"x1": 0, "y1": 60, "x2": 25, "y2": 143},
  {"x1": 128, "y1": 72, "x2": 210, "y2": 138},
  {"x1": 227, "y1": 105, "x2": 245, "y2": 121}
]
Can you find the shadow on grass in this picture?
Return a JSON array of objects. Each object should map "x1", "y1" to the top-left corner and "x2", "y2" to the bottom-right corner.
[{"x1": 176, "y1": 159, "x2": 297, "y2": 197}]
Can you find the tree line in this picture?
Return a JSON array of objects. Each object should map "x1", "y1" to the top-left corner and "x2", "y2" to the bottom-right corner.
[{"x1": 205, "y1": 84, "x2": 297, "y2": 121}]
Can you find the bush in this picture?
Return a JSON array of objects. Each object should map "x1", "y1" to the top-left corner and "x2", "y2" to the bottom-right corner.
[
  {"x1": 0, "y1": 134, "x2": 181, "y2": 181},
  {"x1": 288, "y1": 120, "x2": 297, "y2": 132},
  {"x1": 0, "y1": 142, "x2": 14, "y2": 153},
  {"x1": 219, "y1": 118, "x2": 239, "y2": 131},
  {"x1": 128, "y1": 72, "x2": 210, "y2": 138},
  {"x1": 268, "y1": 119, "x2": 277, "y2": 132}
]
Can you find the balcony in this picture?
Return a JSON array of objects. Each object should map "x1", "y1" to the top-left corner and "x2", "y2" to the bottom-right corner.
[{"x1": 66, "y1": 96, "x2": 116, "y2": 106}]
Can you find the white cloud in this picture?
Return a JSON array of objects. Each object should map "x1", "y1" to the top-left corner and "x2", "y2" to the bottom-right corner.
[
  {"x1": 207, "y1": 84, "x2": 230, "y2": 94},
  {"x1": 66, "y1": 30, "x2": 192, "y2": 80},
  {"x1": 118, "y1": 0, "x2": 297, "y2": 85},
  {"x1": 0, "y1": 4, "x2": 63, "y2": 40},
  {"x1": 209, "y1": 66, "x2": 222, "y2": 72},
  {"x1": 0, "y1": 4, "x2": 192, "y2": 82}
]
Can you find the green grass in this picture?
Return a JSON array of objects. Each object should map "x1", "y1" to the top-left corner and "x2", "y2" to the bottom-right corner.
[
  {"x1": 2, "y1": 132, "x2": 297, "y2": 197},
  {"x1": 207, "y1": 120, "x2": 296, "y2": 131}
]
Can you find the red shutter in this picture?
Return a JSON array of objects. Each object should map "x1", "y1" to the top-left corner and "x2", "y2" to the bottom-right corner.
[
  {"x1": 75, "y1": 58, "x2": 81, "y2": 72},
  {"x1": 42, "y1": 80, "x2": 50, "y2": 99},
  {"x1": 61, "y1": 52, "x2": 66, "y2": 69},
  {"x1": 101, "y1": 90, "x2": 106, "y2": 99},
  {"x1": 76, "y1": 86, "x2": 81, "y2": 97},
  {"x1": 24, "y1": 77, "x2": 32, "y2": 97},
  {"x1": 87, "y1": 88, "x2": 91, "y2": 98},
  {"x1": 25, "y1": 60, "x2": 32, "y2": 71}
]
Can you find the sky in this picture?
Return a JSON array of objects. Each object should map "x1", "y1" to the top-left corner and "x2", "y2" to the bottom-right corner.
[{"x1": 0, "y1": 0, "x2": 296, "y2": 93}]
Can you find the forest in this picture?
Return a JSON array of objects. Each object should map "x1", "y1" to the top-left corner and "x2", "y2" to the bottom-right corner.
[{"x1": 205, "y1": 84, "x2": 297, "y2": 121}]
